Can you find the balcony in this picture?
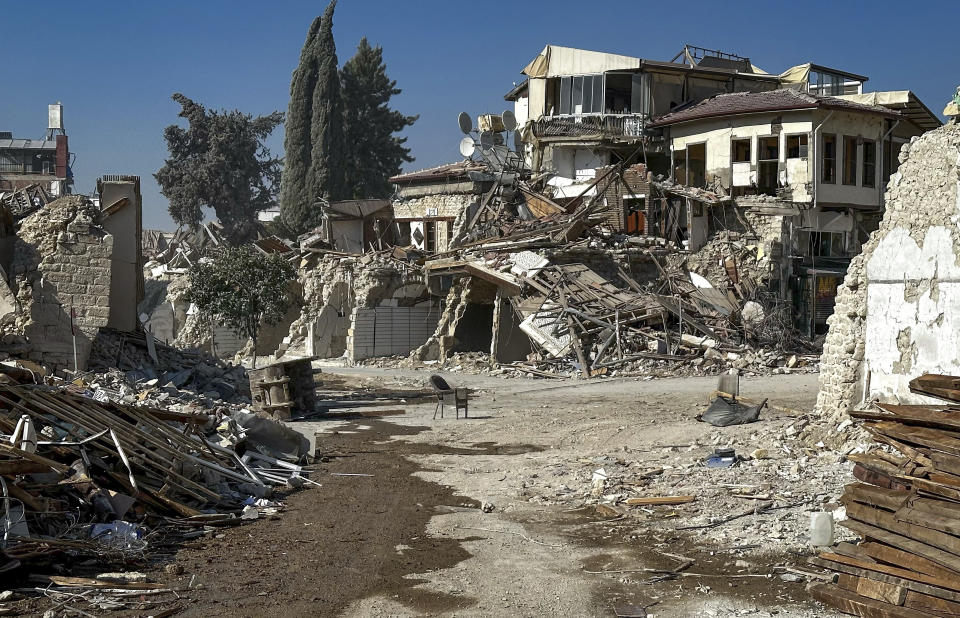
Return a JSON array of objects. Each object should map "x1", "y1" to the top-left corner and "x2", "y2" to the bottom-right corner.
[
  {"x1": 0, "y1": 162, "x2": 55, "y2": 175},
  {"x1": 530, "y1": 114, "x2": 649, "y2": 141}
]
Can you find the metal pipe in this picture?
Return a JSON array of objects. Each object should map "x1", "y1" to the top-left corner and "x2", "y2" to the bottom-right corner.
[{"x1": 812, "y1": 110, "x2": 835, "y2": 210}]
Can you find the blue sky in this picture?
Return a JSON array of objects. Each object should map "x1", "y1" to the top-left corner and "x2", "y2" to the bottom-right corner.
[{"x1": 1, "y1": 0, "x2": 953, "y2": 230}]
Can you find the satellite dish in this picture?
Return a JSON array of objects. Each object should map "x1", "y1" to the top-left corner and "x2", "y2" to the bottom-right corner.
[
  {"x1": 479, "y1": 131, "x2": 494, "y2": 151},
  {"x1": 457, "y1": 111, "x2": 472, "y2": 135},
  {"x1": 502, "y1": 110, "x2": 517, "y2": 131},
  {"x1": 459, "y1": 136, "x2": 476, "y2": 158}
]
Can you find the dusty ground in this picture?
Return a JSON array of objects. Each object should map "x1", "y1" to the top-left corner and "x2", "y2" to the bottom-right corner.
[{"x1": 131, "y1": 365, "x2": 850, "y2": 618}]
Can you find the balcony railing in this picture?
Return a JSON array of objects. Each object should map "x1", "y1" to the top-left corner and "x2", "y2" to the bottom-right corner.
[
  {"x1": 0, "y1": 163, "x2": 53, "y2": 175},
  {"x1": 530, "y1": 114, "x2": 649, "y2": 139}
]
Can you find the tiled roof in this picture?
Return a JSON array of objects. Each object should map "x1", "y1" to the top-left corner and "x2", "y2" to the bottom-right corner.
[
  {"x1": 390, "y1": 161, "x2": 486, "y2": 184},
  {"x1": 647, "y1": 89, "x2": 898, "y2": 127}
]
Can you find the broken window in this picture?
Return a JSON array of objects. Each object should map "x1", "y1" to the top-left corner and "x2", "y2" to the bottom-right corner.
[
  {"x1": 425, "y1": 221, "x2": 437, "y2": 253},
  {"x1": 605, "y1": 73, "x2": 633, "y2": 114},
  {"x1": 786, "y1": 134, "x2": 808, "y2": 159},
  {"x1": 843, "y1": 136, "x2": 858, "y2": 185},
  {"x1": 821, "y1": 134, "x2": 836, "y2": 184},
  {"x1": 808, "y1": 231, "x2": 845, "y2": 257},
  {"x1": 862, "y1": 139, "x2": 876, "y2": 188},
  {"x1": 732, "y1": 138, "x2": 751, "y2": 163},
  {"x1": 757, "y1": 136, "x2": 779, "y2": 195},
  {"x1": 559, "y1": 75, "x2": 604, "y2": 115},
  {"x1": 686, "y1": 143, "x2": 706, "y2": 187}
]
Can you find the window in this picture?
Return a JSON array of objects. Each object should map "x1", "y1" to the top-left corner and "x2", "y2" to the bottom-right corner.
[
  {"x1": 686, "y1": 143, "x2": 706, "y2": 187},
  {"x1": 732, "y1": 138, "x2": 751, "y2": 163},
  {"x1": 821, "y1": 134, "x2": 836, "y2": 183},
  {"x1": 808, "y1": 231, "x2": 845, "y2": 257},
  {"x1": 757, "y1": 136, "x2": 779, "y2": 195},
  {"x1": 787, "y1": 134, "x2": 808, "y2": 158},
  {"x1": 862, "y1": 140, "x2": 876, "y2": 188},
  {"x1": 558, "y1": 75, "x2": 604, "y2": 115},
  {"x1": 843, "y1": 136, "x2": 858, "y2": 185}
]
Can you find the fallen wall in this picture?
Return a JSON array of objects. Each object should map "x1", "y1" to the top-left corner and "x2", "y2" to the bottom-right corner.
[
  {"x1": 817, "y1": 122, "x2": 959, "y2": 422},
  {"x1": 10, "y1": 196, "x2": 114, "y2": 370}
]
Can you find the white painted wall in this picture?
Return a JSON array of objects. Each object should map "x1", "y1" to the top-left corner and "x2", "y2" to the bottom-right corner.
[
  {"x1": 865, "y1": 222, "x2": 960, "y2": 404},
  {"x1": 552, "y1": 147, "x2": 608, "y2": 181}
]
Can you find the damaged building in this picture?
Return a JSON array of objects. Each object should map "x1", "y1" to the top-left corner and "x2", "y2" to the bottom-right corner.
[
  {"x1": 0, "y1": 103, "x2": 73, "y2": 204},
  {"x1": 0, "y1": 176, "x2": 143, "y2": 371},
  {"x1": 817, "y1": 116, "x2": 960, "y2": 423}
]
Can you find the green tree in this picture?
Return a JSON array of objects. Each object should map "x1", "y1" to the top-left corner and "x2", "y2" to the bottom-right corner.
[
  {"x1": 341, "y1": 38, "x2": 417, "y2": 199},
  {"x1": 156, "y1": 94, "x2": 283, "y2": 245},
  {"x1": 183, "y1": 247, "x2": 297, "y2": 367},
  {"x1": 280, "y1": 0, "x2": 346, "y2": 236}
]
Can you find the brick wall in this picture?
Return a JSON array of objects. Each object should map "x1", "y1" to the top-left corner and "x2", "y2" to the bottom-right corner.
[{"x1": 12, "y1": 196, "x2": 114, "y2": 370}]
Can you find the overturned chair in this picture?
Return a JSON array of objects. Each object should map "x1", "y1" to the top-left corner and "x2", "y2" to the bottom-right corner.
[{"x1": 430, "y1": 374, "x2": 469, "y2": 419}]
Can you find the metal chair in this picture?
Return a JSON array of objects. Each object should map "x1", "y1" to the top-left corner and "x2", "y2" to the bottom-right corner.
[{"x1": 430, "y1": 374, "x2": 469, "y2": 419}]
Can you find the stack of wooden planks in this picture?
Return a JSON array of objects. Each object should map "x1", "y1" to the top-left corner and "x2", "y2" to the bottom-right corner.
[{"x1": 810, "y1": 374, "x2": 960, "y2": 617}]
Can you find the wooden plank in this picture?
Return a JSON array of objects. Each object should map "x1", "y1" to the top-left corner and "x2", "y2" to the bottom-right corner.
[
  {"x1": 903, "y1": 589, "x2": 960, "y2": 616},
  {"x1": 847, "y1": 502, "x2": 960, "y2": 561},
  {"x1": 909, "y1": 374, "x2": 960, "y2": 404},
  {"x1": 808, "y1": 582, "x2": 932, "y2": 618},
  {"x1": 861, "y1": 542, "x2": 960, "y2": 581},
  {"x1": 0, "y1": 443, "x2": 69, "y2": 474},
  {"x1": 858, "y1": 404, "x2": 960, "y2": 433},
  {"x1": 812, "y1": 555, "x2": 960, "y2": 603},
  {"x1": 624, "y1": 495, "x2": 695, "y2": 506},
  {"x1": 842, "y1": 482, "x2": 910, "y2": 511},
  {"x1": 869, "y1": 421, "x2": 960, "y2": 457},
  {"x1": 896, "y1": 504, "x2": 960, "y2": 536},
  {"x1": 0, "y1": 460, "x2": 51, "y2": 475},
  {"x1": 840, "y1": 519, "x2": 960, "y2": 575},
  {"x1": 837, "y1": 573, "x2": 908, "y2": 605}
]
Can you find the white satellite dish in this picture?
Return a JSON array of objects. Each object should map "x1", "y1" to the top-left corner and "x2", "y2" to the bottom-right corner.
[
  {"x1": 457, "y1": 111, "x2": 472, "y2": 135},
  {"x1": 479, "y1": 131, "x2": 494, "y2": 151},
  {"x1": 502, "y1": 109, "x2": 517, "y2": 131},
  {"x1": 459, "y1": 136, "x2": 476, "y2": 158}
]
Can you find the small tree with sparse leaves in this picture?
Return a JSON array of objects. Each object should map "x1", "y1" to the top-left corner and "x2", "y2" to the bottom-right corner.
[{"x1": 184, "y1": 247, "x2": 297, "y2": 367}]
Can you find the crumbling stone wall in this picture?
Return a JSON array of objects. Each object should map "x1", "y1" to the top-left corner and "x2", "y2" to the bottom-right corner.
[
  {"x1": 10, "y1": 196, "x2": 114, "y2": 370},
  {"x1": 817, "y1": 122, "x2": 960, "y2": 422},
  {"x1": 283, "y1": 253, "x2": 428, "y2": 358}
]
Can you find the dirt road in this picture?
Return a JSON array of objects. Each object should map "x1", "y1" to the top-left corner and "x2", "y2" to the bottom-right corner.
[{"x1": 153, "y1": 368, "x2": 841, "y2": 617}]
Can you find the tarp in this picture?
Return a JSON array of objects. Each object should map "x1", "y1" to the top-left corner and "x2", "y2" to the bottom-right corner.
[
  {"x1": 779, "y1": 63, "x2": 811, "y2": 84},
  {"x1": 522, "y1": 45, "x2": 641, "y2": 78}
]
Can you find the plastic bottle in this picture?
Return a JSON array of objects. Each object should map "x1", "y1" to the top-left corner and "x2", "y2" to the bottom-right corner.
[{"x1": 810, "y1": 511, "x2": 834, "y2": 546}]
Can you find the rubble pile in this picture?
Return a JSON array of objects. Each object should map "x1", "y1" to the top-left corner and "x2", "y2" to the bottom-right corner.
[
  {"x1": 810, "y1": 373, "x2": 960, "y2": 616},
  {"x1": 0, "y1": 378, "x2": 312, "y2": 607},
  {"x1": 87, "y1": 328, "x2": 251, "y2": 406}
]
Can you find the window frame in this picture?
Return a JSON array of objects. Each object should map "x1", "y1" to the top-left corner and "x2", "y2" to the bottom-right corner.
[
  {"x1": 821, "y1": 133, "x2": 837, "y2": 184},
  {"x1": 862, "y1": 139, "x2": 876, "y2": 188},
  {"x1": 786, "y1": 134, "x2": 808, "y2": 159},
  {"x1": 731, "y1": 138, "x2": 751, "y2": 164},
  {"x1": 842, "y1": 135, "x2": 858, "y2": 186}
]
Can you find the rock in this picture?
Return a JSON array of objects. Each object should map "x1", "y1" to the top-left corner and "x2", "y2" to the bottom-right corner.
[
  {"x1": 750, "y1": 448, "x2": 769, "y2": 460},
  {"x1": 481, "y1": 501, "x2": 495, "y2": 513},
  {"x1": 164, "y1": 563, "x2": 184, "y2": 576},
  {"x1": 241, "y1": 505, "x2": 259, "y2": 520}
]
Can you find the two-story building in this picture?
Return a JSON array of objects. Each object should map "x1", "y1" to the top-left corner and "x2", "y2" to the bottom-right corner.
[
  {"x1": 647, "y1": 87, "x2": 939, "y2": 335},
  {"x1": 507, "y1": 44, "x2": 779, "y2": 197}
]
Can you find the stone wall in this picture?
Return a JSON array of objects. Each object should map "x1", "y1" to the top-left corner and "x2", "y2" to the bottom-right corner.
[
  {"x1": 392, "y1": 193, "x2": 474, "y2": 220},
  {"x1": 816, "y1": 122, "x2": 959, "y2": 422},
  {"x1": 11, "y1": 196, "x2": 114, "y2": 370}
]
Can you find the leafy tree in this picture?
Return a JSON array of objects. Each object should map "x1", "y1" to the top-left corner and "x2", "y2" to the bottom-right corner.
[
  {"x1": 183, "y1": 247, "x2": 297, "y2": 367},
  {"x1": 280, "y1": 0, "x2": 346, "y2": 236},
  {"x1": 341, "y1": 38, "x2": 417, "y2": 199},
  {"x1": 156, "y1": 94, "x2": 283, "y2": 245}
]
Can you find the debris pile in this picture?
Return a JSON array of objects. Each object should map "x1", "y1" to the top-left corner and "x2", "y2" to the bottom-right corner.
[
  {"x1": 810, "y1": 373, "x2": 960, "y2": 616},
  {"x1": 0, "y1": 379, "x2": 312, "y2": 602}
]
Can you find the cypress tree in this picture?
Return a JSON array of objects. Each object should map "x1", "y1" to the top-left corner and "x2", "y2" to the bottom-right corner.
[
  {"x1": 306, "y1": 0, "x2": 346, "y2": 214},
  {"x1": 280, "y1": 0, "x2": 345, "y2": 236},
  {"x1": 341, "y1": 38, "x2": 417, "y2": 199},
  {"x1": 278, "y1": 14, "x2": 323, "y2": 234}
]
